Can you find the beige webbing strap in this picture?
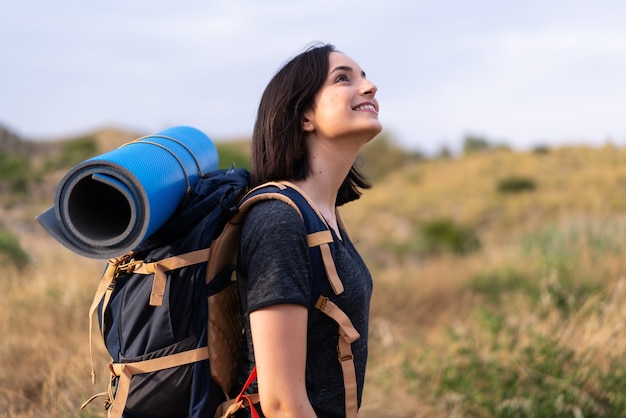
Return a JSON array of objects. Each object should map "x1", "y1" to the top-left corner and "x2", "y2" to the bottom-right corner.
[
  {"x1": 234, "y1": 192, "x2": 302, "y2": 224},
  {"x1": 314, "y1": 297, "x2": 360, "y2": 344},
  {"x1": 207, "y1": 187, "x2": 306, "y2": 287},
  {"x1": 319, "y1": 243, "x2": 344, "y2": 294},
  {"x1": 232, "y1": 182, "x2": 355, "y2": 413},
  {"x1": 100, "y1": 286, "x2": 114, "y2": 337},
  {"x1": 130, "y1": 248, "x2": 212, "y2": 306},
  {"x1": 307, "y1": 231, "x2": 345, "y2": 295},
  {"x1": 275, "y1": 182, "x2": 347, "y2": 295},
  {"x1": 215, "y1": 393, "x2": 261, "y2": 418},
  {"x1": 251, "y1": 180, "x2": 288, "y2": 192},
  {"x1": 307, "y1": 230, "x2": 332, "y2": 247},
  {"x1": 88, "y1": 255, "x2": 132, "y2": 385},
  {"x1": 337, "y1": 337, "x2": 358, "y2": 418},
  {"x1": 87, "y1": 249, "x2": 212, "y2": 385},
  {"x1": 79, "y1": 391, "x2": 110, "y2": 412},
  {"x1": 276, "y1": 181, "x2": 331, "y2": 228},
  {"x1": 278, "y1": 181, "x2": 352, "y2": 240},
  {"x1": 107, "y1": 347, "x2": 209, "y2": 418},
  {"x1": 315, "y1": 296, "x2": 360, "y2": 418}
]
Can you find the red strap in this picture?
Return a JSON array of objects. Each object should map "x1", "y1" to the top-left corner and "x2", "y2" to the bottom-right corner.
[
  {"x1": 237, "y1": 366, "x2": 257, "y2": 398},
  {"x1": 240, "y1": 394, "x2": 260, "y2": 418},
  {"x1": 233, "y1": 366, "x2": 260, "y2": 418}
]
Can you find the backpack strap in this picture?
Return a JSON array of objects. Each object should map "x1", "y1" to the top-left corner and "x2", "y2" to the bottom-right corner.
[
  {"x1": 87, "y1": 249, "x2": 213, "y2": 383},
  {"x1": 315, "y1": 296, "x2": 360, "y2": 418},
  {"x1": 87, "y1": 253, "x2": 135, "y2": 385},
  {"x1": 235, "y1": 181, "x2": 360, "y2": 418},
  {"x1": 131, "y1": 247, "x2": 212, "y2": 306},
  {"x1": 243, "y1": 181, "x2": 346, "y2": 295},
  {"x1": 307, "y1": 230, "x2": 344, "y2": 295},
  {"x1": 85, "y1": 249, "x2": 217, "y2": 417},
  {"x1": 80, "y1": 346, "x2": 211, "y2": 418},
  {"x1": 214, "y1": 367, "x2": 261, "y2": 418},
  {"x1": 81, "y1": 348, "x2": 210, "y2": 417},
  {"x1": 106, "y1": 347, "x2": 210, "y2": 418}
]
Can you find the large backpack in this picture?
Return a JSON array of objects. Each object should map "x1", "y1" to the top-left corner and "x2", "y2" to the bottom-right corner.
[{"x1": 80, "y1": 167, "x2": 361, "y2": 418}]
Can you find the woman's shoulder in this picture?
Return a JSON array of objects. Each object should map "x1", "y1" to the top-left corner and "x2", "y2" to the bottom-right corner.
[
  {"x1": 239, "y1": 196, "x2": 310, "y2": 275},
  {"x1": 243, "y1": 198, "x2": 306, "y2": 233}
]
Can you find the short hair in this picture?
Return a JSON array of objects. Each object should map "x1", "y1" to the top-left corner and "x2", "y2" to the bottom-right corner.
[{"x1": 250, "y1": 43, "x2": 371, "y2": 206}]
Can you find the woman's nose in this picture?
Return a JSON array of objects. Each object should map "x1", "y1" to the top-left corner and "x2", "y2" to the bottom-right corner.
[{"x1": 361, "y1": 79, "x2": 377, "y2": 96}]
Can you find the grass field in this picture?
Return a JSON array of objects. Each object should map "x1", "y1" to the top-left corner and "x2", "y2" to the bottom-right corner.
[{"x1": 3, "y1": 140, "x2": 626, "y2": 417}]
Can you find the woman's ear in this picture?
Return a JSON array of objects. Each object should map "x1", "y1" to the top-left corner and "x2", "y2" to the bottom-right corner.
[{"x1": 302, "y1": 109, "x2": 315, "y2": 132}]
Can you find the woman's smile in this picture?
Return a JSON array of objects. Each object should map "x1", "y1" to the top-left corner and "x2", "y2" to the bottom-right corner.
[{"x1": 352, "y1": 101, "x2": 378, "y2": 115}]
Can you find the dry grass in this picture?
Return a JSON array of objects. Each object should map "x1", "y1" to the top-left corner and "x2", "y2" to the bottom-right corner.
[
  {"x1": 0, "y1": 217, "x2": 110, "y2": 417},
  {"x1": 344, "y1": 145, "x2": 626, "y2": 417},
  {"x1": 4, "y1": 144, "x2": 626, "y2": 416}
]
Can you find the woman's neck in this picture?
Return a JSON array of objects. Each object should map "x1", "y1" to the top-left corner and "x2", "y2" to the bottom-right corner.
[{"x1": 292, "y1": 135, "x2": 362, "y2": 236}]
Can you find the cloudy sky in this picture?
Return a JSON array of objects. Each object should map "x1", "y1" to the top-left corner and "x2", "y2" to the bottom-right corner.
[{"x1": 1, "y1": 0, "x2": 625, "y2": 154}]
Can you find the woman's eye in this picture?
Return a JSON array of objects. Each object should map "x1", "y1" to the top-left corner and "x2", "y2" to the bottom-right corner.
[{"x1": 334, "y1": 74, "x2": 349, "y2": 83}]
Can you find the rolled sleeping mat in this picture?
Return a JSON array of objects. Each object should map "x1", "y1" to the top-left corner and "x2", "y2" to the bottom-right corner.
[{"x1": 36, "y1": 126, "x2": 219, "y2": 259}]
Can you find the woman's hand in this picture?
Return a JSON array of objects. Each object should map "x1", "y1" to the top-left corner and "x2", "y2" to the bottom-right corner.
[{"x1": 250, "y1": 303, "x2": 317, "y2": 418}]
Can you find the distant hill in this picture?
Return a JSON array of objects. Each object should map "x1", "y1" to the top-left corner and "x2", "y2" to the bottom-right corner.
[
  {"x1": 0, "y1": 123, "x2": 144, "y2": 157},
  {"x1": 0, "y1": 123, "x2": 145, "y2": 200},
  {"x1": 0, "y1": 124, "x2": 39, "y2": 156}
]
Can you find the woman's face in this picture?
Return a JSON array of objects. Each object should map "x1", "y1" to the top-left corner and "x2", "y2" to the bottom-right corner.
[{"x1": 303, "y1": 52, "x2": 382, "y2": 142}]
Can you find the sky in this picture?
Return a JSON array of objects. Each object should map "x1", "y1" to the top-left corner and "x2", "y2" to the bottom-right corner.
[{"x1": 1, "y1": 0, "x2": 625, "y2": 155}]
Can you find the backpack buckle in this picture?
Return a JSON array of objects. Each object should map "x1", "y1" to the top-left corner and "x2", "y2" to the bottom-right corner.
[
  {"x1": 337, "y1": 346, "x2": 354, "y2": 362},
  {"x1": 108, "y1": 253, "x2": 138, "y2": 277},
  {"x1": 116, "y1": 258, "x2": 138, "y2": 275},
  {"x1": 315, "y1": 296, "x2": 329, "y2": 312}
]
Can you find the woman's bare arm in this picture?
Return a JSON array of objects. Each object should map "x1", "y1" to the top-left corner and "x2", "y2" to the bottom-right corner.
[{"x1": 249, "y1": 303, "x2": 317, "y2": 418}]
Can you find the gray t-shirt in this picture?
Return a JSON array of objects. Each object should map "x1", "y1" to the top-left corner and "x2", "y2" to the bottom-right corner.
[{"x1": 236, "y1": 199, "x2": 372, "y2": 418}]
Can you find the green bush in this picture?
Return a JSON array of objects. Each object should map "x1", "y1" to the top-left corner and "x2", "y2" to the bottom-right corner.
[
  {"x1": 497, "y1": 176, "x2": 536, "y2": 194},
  {"x1": 532, "y1": 145, "x2": 551, "y2": 154},
  {"x1": 58, "y1": 137, "x2": 98, "y2": 167},
  {"x1": 0, "y1": 152, "x2": 30, "y2": 193},
  {"x1": 0, "y1": 228, "x2": 30, "y2": 269},
  {"x1": 598, "y1": 358, "x2": 626, "y2": 415},
  {"x1": 402, "y1": 321, "x2": 626, "y2": 417},
  {"x1": 463, "y1": 135, "x2": 491, "y2": 155},
  {"x1": 469, "y1": 267, "x2": 538, "y2": 304},
  {"x1": 540, "y1": 272, "x2": 598, "y2": 317},
  {"x1": 418, "y1": 218, "x2": 482, "y2": 255},
  {"x1": 215, "y1": 142, "x2": 250, "y2": 170}
]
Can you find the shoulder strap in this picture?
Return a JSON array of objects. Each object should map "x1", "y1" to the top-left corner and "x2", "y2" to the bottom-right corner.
[
  {"x1": 236, "y1": 181, "x2": 360, "y2": 418},
  {"x1": 242, "y1": 181, "x2": 345, "y2": 296},
  {"x1": 314, "y1": 296, "x2": 360, "y2": 418},
  {"x1": 270, "y1": 180, "x2": 351, "y2": 239},
  {"x1": 205, "y1": 185, "x2": 302, "y2": 287}
]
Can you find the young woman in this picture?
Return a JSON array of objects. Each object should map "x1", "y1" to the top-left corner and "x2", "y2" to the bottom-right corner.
[{"x1": 236, "y1": 43, "x2": 382, "y2": 418}]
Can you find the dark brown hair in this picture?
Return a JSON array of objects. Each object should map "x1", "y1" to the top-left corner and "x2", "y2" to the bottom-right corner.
[{"x1": 250, "y1": 43, "x2": 371, "y2": 206}]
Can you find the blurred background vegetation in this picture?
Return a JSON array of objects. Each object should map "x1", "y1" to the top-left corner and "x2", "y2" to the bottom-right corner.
[{"x1": 2, "y1": 124, "x2": 626, "y2": 417}]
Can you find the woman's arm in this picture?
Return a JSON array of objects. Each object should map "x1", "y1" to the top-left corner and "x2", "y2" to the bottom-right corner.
[{"x1": 250, "y1": 303, "x2": 317, "y2": 418}]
